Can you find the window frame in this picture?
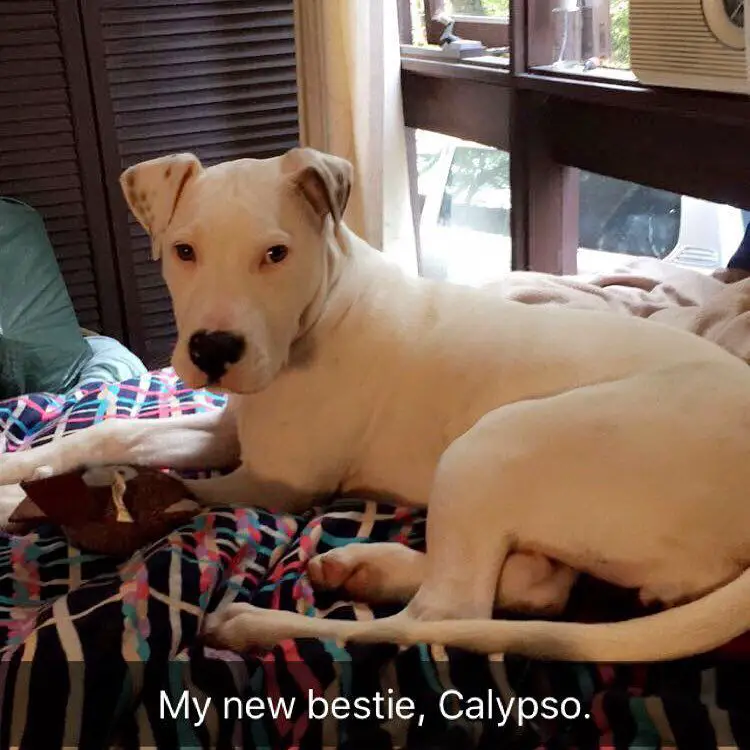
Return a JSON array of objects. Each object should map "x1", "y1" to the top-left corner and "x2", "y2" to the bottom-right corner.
[
  {"x1": 420, "y1": 0, "x2": 511, "y2": 48},
  {"x1": 400, "y1": 0, "x2": 750, "y2": 274}
]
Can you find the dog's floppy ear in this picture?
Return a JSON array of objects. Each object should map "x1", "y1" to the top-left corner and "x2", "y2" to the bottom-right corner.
[
  {"x1": 119, "y1": 153, "x2": 202, "y2": 259},
  {"x1": 282, "y1": 147, "x2": 353, "y2": 225}
]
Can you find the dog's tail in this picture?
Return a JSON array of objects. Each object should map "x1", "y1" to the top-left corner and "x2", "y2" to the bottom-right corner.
[{"x1": 341, "y1": 568, "x2": 750, "y2": 662}]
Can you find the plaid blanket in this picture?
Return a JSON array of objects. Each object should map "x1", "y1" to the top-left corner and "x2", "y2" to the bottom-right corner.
[{"x1": 0, "y1": 370, "x2": 748, "y2": 749}]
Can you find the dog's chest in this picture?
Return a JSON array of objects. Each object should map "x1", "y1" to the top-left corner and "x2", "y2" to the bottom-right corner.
[
  {"x1": 231, "y1": 369, "x2": 447, "y2": 506},
  {"x1": 232, "y1": 376, "x2": 367, "y2": 496}
]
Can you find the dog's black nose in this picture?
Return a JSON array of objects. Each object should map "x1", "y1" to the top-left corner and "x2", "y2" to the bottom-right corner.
[{"x1": 188, "y1": 330, "x2": 246, "y2": 382}]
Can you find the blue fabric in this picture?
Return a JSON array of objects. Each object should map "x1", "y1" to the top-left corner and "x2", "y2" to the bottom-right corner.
[
  {"x1": 0, "y1": 199, "x2": 92, "y2": 398},
  {"x1": 727, "y1": 216, "x2": 750, "y2": 270},
  {"x1": 72, "y1": 335, "x2": 147, "y2": 392}
]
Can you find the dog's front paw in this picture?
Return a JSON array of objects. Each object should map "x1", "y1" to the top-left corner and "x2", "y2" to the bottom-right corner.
[
  {"x1": 0, "y1": 451, "x2": 44, "y2": 486},
  {"x1": 202, "y1": 603, "x2": 281, "y2": 652},
  {"x1": 202, "y1": 603, "x2": 345, "y2": 651},
  {"x1": 0, "y1": 442, "x2": 88, "y2": 487}
]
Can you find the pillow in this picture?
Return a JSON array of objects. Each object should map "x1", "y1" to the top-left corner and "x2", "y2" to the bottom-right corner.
[
  {"x1": 0, "y1": 198, "x2": 92, "y2": 398},
  {"x1": 73, "y1": 335, "x2": 147, "y2": 391}
]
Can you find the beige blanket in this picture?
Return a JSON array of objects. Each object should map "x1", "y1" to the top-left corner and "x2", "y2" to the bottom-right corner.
[{"x1": 488, "y1": 258, "x2": 750, "y2": 364}]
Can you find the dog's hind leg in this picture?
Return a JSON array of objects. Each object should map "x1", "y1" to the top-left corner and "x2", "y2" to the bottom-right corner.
[
  {"x1": 204, "y1": 406, "x2": 583, "y2": 653},
  {"x1": 310, "y1": 542, "x2": 575, "y2": 615},
  {"x1": 498, "y1": 553, "x2": 577, "y2": 615},
  {"x1": 203, "y1": 539, "x2": 576, "y2": 656},
  {"x1": 309, "y1": 543, "x2": 425, "y2": 603},
  {"x1": 397, "y1": 431, "x2": 529, "y2": 624},
  {"x1": 202, "y1": 387, "x2": 622, "y2": 652},
  {"x1": 204, "y1": 362, "x2": 750, "y2": 660}
]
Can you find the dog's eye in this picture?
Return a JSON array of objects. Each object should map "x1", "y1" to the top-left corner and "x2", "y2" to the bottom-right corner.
[
  {"x1": 174, "y1": 243, "x2": 196, "y2": 262},
  {"x1": 264, "y1": 245, "x2": 288, "y2": 265}
]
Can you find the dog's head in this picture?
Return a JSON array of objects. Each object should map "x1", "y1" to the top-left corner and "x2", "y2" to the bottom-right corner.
[{"x1": 119, "y1": 148, "x2": 353, "y2": 393}]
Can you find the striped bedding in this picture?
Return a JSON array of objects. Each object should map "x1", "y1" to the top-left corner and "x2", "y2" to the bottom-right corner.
[{"x1": 0, "y1": 369, "x2": 747, "y2": 749}]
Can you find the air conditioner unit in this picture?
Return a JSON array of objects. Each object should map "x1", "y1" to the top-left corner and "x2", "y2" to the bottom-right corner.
[{"x1": 630, "y1": 0, "x2": 749, "y2": 94}]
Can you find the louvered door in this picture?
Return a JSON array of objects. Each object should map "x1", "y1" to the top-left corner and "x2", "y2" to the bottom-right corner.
[
  {"x1": 0, "y1": 1, "x2": 123, "y2": 337},
  {"x1": 81, "y1": 0, "x2": 300, "y2": 367}
]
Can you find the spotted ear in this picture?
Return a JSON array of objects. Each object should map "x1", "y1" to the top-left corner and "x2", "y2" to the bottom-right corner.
[
  {"x1": 119, "y1": 153, "x2": 202, "y2": 259},
  {"x1": 282, "y1": 147, "x2": 353, "y2": 225}
]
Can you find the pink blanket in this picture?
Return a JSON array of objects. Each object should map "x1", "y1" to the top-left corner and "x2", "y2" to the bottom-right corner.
[{"x1": 489, "y1": 258, "x2": 750, "y2": 363}]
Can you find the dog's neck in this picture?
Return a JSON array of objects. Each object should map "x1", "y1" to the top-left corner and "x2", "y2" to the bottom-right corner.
[
  {"x1": 294, "y1": 221, "x2": 356, "y2": 342},
  {"x1": 291, "y1": 222, "x2": 418, "y2": 363}
]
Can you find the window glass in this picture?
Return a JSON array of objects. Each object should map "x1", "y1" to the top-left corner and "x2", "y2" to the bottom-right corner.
[
  {"x1": 607, "y1": 0, "x2": 630, "y2": 69},
  {"x1": 449, "y1": 0, "x2": 509, "y2": 17},
  {"x1": 578, "y1": 172, "x2": 680, "y2": 258},
  {"x1": 405, "y1": 0, "x2": 510, "y2": 60},
  {"x1": 533, "y1": 0, "x2": 632, "y2": 76},
  {"x1": 415, "y1": 131, "x2": 745, "y2": 283},
  {"x1": 577, "y1": 170, "x2": 746, "y2": 276},
  {"x1": 416, "y1": 130, "x2": 511, "y2": 285},
  {"x1": 408, "y1": 0, "x2": 428, "y2": 46}
]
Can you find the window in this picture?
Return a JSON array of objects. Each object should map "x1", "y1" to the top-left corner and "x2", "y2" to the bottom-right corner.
[
  {"x1": 414, "y1": 140, "x2": 745, "y2": 284},
  {"x1": 577, "y1": 172, "x2": 745, "y2": 276},
  {"x1": 406, "y1": 0, "x2": 510, "y2": 54},
  {"x1": 407, "y1": 0, "x2": 429, "y2": 45},
  {"x1": 608, "y1": 0, "x2": 630, "y2": 69},
  {"x1": 578, "y1": 172, "x2": 681, "y2": 267},
  {"x1": 400, "y1": 1, "x2": 750, "y2": 278},
  {"x1": 416, "y1": 130, "x2": 511, "y2": 285},
  {"x1": 534, "y1": 0, "x2": 632, "y2": 77},
  {"x1": 450, "y1": 0, "x2": 509, "y2": 15}
]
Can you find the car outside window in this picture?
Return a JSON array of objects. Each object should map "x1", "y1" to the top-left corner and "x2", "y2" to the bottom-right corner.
[{"x1": 579, "y1": 172, "x2": 681, "y2": 258}]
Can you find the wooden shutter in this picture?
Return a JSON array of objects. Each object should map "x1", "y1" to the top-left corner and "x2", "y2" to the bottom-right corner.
[
  {"x1": 0, "y1": 1, "x2": 123, "y2": 337},
  {"x1": 81, "y1": 0, "x2": 300, "y2": 367}
]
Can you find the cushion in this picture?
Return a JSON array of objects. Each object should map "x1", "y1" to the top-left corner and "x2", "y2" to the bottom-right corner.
[
  {"x1": 0, "y1": 198, "x2": 92, "y2": 398},
  {"x1": 74, "y1": 334, "x2": 147, "y2": 390}
]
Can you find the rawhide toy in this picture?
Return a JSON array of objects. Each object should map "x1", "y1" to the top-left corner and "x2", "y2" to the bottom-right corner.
[{"x1": 8, "y1": 465, "x2": 202, "y2": 556}]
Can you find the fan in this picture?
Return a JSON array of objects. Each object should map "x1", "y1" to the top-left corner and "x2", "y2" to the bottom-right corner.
[
  {"x1": 630, "y1": 0, "x2": 747, "y2": 93},
  {"x1": 703, "y1": 0, "x2": 745, "y2": 48}
]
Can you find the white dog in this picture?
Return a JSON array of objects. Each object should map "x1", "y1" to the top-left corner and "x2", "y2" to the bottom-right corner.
[{"x1": 3, "y1": 147, "x2": 750, "y2": 663}]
